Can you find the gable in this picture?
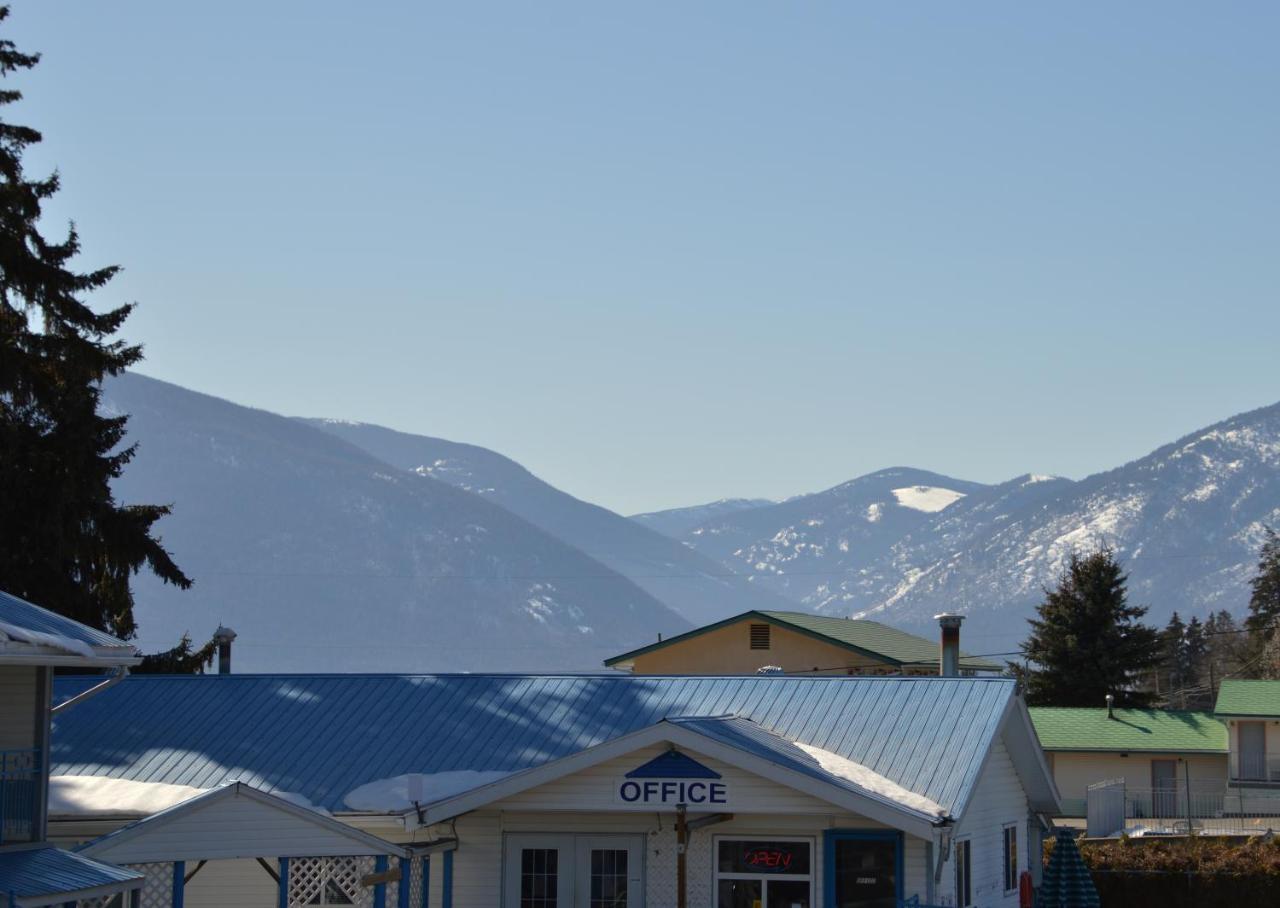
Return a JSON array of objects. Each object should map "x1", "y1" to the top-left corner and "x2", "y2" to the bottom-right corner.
[
  {"x1": 626, "y1": 617, "x2": 892, "y2": 674},
  {"x1": 494, "y1": 744, "x2": 878, "y2": 819},
  {"x1": 80, "y1": 785, "x2": 403, "y2": 864}
]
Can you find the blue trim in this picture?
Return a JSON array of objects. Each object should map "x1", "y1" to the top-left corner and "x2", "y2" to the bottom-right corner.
[
  {"x1": 277, "y1": 857, "x2": 289, "y2": 908},
  {"x1": 624, "y1": 750, "x2": 721, "y2": 779},
  {"x1": 172, "y1": 860, "x2": 185, "y2": 908},
  {"x1": 823, "y1": 829, "x2": 904, "y2": 908},
  {"x1": 374, "y1": 854, "x2": 388, "y2": 908},
  {"x1": 397, "y1": 857, "x2": 410, "y2": 908},
  {"x1": 442, "y1": 852, "x2": 453, "y2": 908},
  {"x1": 422, "y1": 856, "x2": 430, "y2": 908}
]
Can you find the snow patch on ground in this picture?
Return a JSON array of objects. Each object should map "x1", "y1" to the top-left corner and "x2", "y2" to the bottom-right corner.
[
  {"x1": 343, "y1": 771, "x2": 510, "y2": 812},
  {"x1": 0, "y1": 621, "x2": 99, "y2": 659},
  {"x1": 891, "y1": 486, "x2": 966, "y2": 513},
  {"x1": 49, "y1": 776, "x2": 206, "y2": 816},
  {"x1": 792, "y1": 743, "x2": 945, "y2": 817}
]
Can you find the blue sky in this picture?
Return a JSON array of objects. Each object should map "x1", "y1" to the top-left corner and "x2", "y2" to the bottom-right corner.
[{"x1": 11, "y1": 2, "x2": 1279, "y2": 514}]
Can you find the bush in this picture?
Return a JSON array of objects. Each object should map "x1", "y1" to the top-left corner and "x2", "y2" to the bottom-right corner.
[{"x1": 1045, "y1": 833, "x2": 1280, "y2": 907}]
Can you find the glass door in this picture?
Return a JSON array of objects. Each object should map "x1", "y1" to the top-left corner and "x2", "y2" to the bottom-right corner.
[
  {"x1": 715, "y1": 838, "x2": 813, "y2": 908},
  {"x1": 576, "y1": 836, "x2": 643, "y2": 908},
  {"x1": 504, "y1": 834, "x2": 643, "y2": 908},
  {"x1": 506, "y1": 834, "x2": 576, "y2": 908},
  {"x1": 829, "y1": 834, "x2": 900, "y2": 908}
]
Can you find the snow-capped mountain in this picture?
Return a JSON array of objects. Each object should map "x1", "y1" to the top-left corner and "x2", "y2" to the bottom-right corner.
[
  {"x1": 643, "y1": 404, "x2": 1280, "y2": 656},
  {"x1": 302, "y1": 421, "x2": 799, "y2": 627},
  {"x1": 103, "y1": 374, "x2": 690, "y2": 672}
]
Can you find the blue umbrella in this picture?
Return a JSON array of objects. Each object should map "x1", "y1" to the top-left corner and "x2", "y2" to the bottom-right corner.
[{"x1": 1039, "y1": 829, "x2": 1100, "y2": 908}]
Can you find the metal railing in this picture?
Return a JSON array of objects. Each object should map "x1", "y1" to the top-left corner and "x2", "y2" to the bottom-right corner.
[
  {"x1": 1230, "y1": 753, "x2": 1280, "y2": 784},
  {"x1": 1087, "y1": 777, "x2": 1280, "y2": 837},
  {"x1": 0, "y1": 747, "x2": 41, "y2": 845}
]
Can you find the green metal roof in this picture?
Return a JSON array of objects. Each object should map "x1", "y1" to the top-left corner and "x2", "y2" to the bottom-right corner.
[
  {"x1": 603, "y1": 609, "x2": 1002, "y2": 671},
  {"x1": 1214, "y1": 680, "x2": 1280, "y2": 717},
  {"x1": 1029, "y1": 707, "x2": 1227, "y2": 753}
]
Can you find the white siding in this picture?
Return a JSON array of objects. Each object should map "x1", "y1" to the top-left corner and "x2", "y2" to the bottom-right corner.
[
  {"x1": 0, "y1": 664, "x2": 39, "y2": 750},
  {"x1": 182, "y1": 857, "x2": 279, "y2": 908},
  {"x1": 428, "y1": 810, "x2": 936, "y2": 908},
  {"x1": 941, "y1": 739, "x2": 1029, "y2": 908}
]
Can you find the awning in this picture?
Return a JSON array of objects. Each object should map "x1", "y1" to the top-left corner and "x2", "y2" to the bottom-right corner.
[{"x1": 0, "y1": 846, "x2": 142, "y2": 908}]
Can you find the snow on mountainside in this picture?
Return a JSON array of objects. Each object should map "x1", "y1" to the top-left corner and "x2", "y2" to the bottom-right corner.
[
  {"x1": 302, "y1": 421, "x2": 799, "y2": 627},
  {"x1": 102, "y1": 374, "x2": 690, "y2": 672},
  {"x1": 631, "y1": 498, "x2": 775, "y2": 539},
  {"x1": 654, "y1": 404, "x2": 1280, "y2": 655}
]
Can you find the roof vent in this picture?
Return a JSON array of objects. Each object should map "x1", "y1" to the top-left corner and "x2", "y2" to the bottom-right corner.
[
  {"x1": 934, "y1": 613, "x2": 964, "y2": 677},
  {"x1": 213, "y1": 626, "x2": 237, "y2": 675},
  {"x1": 749, "y1": 623, "x2": 771, "y2": 650},
  {"x1": 1106, "y1": 693, "x2": 1115, "y2": 720}
]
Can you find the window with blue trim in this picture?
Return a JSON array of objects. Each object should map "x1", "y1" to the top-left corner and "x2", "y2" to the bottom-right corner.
[{"x1": 715, "y1": 837, "x2": 812, "y2": 908}]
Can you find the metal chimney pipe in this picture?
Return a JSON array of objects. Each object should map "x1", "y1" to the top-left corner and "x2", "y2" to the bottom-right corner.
[
  {"x1": 1106, "y1": 693, "x2": 1115, "y2": 720},
  {"x1": 213, "y1": 626, "x2": 237, "y2": 675},
  {"x1": 934, "y1": 613, "x2": 964, "y2": 677}
]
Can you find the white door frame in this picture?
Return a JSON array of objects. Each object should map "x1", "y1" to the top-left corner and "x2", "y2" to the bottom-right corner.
[{"x1": 503, "y1": 833, "x2": 644, "y2": 908}]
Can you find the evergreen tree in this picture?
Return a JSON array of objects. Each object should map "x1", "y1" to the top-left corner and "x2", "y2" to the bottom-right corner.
[
  {"x1": 0, "y1": 7, "x2": 190, "y2": 638},
  {"x1": 1182, "y1": 616, "x2": 1209, "y2": 706},
  {"x1": 1245, "y1": 527, "x2": 1280, "y2": 644},
  {"x1": 1019, "y1": 550, "x2": 1163, "y2": 707},
  {"x1": 1204, "y1": 610, "x2": 1246, "y2": 692},
  {"x1": 1159, "y1": 612, "x2": 1189, "y2": 706},
  {"x1": 135, "y1": 633, "x2": 217, "y2": 674}
]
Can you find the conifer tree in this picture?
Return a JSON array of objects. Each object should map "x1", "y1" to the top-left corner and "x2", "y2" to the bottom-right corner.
[
  {"x1": 1019, "y1": 550, "x2": 1163, "y2": 707},
  {"x1": 1182, "y1": 616, "x2": 1209, "y2": 706},
  {"x1": 0, "y1": 7, "x2": 191, "y2": 638},
  {"x1": 1246, "y1": 528, "x2": 1280, "y2": 645},
  {"x1": 1159, "y1": 612, "x2": 1189, "y2": 705}
]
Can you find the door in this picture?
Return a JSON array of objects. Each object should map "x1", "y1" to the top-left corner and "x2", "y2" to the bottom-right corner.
[
  {"x1": 1151, "y1": 759, "x2": 1177, "y2": 817},
  {"x1": 829, "y1": 835, "x2": 899, "y2": 908},
  {"x1": 504, "y1": 834, "x2": 643, "y2": 908},
  {"x1": 1240, "y1": 722, "x2": 1267, "y2": 780}
]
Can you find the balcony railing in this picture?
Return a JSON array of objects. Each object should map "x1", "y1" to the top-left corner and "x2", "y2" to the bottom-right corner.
[
  {"x1": 1230, "y1": 753, "x2": 1280, "y2": 784},
  {"x1": 0, "y1": 748, "x2": 41, "y2": 845},
  {"x1": 1088, "y1": 777, "x2": 1280, "y2": 837}
]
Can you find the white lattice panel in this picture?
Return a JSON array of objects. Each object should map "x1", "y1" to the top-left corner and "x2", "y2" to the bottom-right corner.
[
  {"x1": 408, "y1": 857, "x2": 425, "y2": 908},
  {"x1": 288, "y1": 855, "x2": 377, "y2": 907},
  {"x1": 125, "y1": 862, "x2": 174, "y2": 908}
]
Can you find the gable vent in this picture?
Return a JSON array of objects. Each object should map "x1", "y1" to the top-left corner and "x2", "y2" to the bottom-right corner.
[{"x1": 749, "y1": 623, "x2": 771, "y2": 650}]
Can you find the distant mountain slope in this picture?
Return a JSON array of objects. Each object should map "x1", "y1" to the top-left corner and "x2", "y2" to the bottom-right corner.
[
  {"x1": 104, "y1": 374, "x2": 690, "y2": 672},
  {"x1": 655, "y1": 406, "x2": 1280, "y2": 655},
  {"x1": 631, "y1": 498, "x2": 774, "y2": 539},
  {"x1": 303, "y1": 420, "x2": 799, "y2": 627}
]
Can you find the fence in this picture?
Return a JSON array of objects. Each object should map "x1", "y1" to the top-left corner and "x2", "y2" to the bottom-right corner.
[
  {"x1": 0, "y1": 747, "x2": 41, "y2": 845},
  {"x1": 1086, "y1": 777, "x2": 1280, "y2": 837}
]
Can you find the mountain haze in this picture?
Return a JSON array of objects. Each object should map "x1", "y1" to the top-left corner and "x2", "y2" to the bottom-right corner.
[
  {"x1": 302, "y1": 420, "x2": 798, "y2": 627},
  {"x1": 103, "y1": 374, "x2": 690, "y2": 672}
]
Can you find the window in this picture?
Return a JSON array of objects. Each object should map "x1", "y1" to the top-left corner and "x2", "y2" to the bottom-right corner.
[
  {"x1": 589, "y1": 848, "x2": 628, "y2": 908},
  {"x1": 1002, "y1": 824, "x2": 1018, "y2": 893},
  {"x1": 520, "y1": 848, "x2": 560, "y2": 908},
  {"x1": 954, "y1": 839, "x2": 971, "y2": 908},
  {"x1": 716, "y1": 838, "x2": 811, "y2": 908},
  {"x1": 750, "y1": 624, "x2": 771, "y2": 650}
]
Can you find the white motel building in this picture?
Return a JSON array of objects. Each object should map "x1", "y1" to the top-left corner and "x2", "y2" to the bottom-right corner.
[{"x1": 5, "y1": 591, "x2": 1062, "y2": 908}]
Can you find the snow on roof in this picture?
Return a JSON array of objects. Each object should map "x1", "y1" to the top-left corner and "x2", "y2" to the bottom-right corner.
[
  {"x1": 792, "y1": 742, "x2": 945, "y2": 817},
  {"x1": 0, "y1": 590, "x2": 137, "y2": 663}
]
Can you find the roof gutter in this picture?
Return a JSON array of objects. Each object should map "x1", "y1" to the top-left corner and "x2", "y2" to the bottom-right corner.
[{"x1": 52, "y1": 667, "x2": 129, "y2": 715}]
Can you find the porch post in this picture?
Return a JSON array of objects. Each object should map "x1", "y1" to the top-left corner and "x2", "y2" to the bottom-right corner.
[
  {"x1": 397, "y1": 857, "x2": 410, "y2": 908},
  {"x1": 422, "y1": 856, "x2": 430, "y2": 908},
  {"x1": 441, "y1": 852, "x2": 453, "y2": 908},
  {"x1": 172, "y1": 860, "x2": 186, "y2": 908},
  {"x1": 278, "y1": 857, "x2": 290, "y2": 908},
  {"x1": 373, "y1": 854, "x2": 388, "y2": 908}
]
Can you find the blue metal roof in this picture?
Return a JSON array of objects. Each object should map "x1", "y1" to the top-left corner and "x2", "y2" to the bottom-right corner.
[
  {"x1": 0, "y1": 846, "x2": 141, "y2": 904},
  {"x1": 52, "y1": 674, "x2": 1015, "y2": 815},
  {"x1": 0, "y1": 589, "x2": 136, "y2": 654}
]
